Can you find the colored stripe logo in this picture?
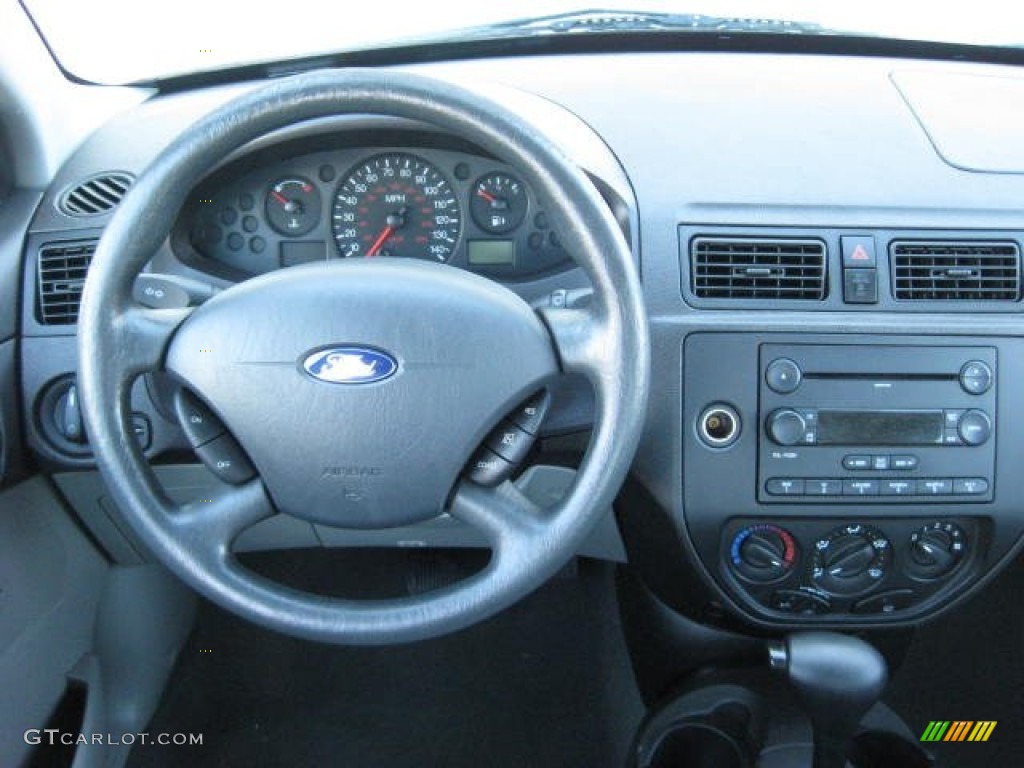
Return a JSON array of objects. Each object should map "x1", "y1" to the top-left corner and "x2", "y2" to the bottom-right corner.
[{"x1": 921, "y1": 721, "x2": 996, "y2": 742}]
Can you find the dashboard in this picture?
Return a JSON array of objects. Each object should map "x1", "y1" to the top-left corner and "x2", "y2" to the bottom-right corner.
[{"x1": 11, "y1": 50, "x2": 1024, "y2": 635}]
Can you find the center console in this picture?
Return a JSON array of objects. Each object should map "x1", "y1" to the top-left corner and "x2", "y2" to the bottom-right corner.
[{"x1": 682, "y1": 333, "x2": 1024, "y2": 626}]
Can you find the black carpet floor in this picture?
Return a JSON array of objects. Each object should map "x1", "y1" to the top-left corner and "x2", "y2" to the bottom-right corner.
[
  {"x1": 885, "y1": 555, "x2": 1024, "y2": 768},
  {"x1": 128, "y1": 551, "x2": 644, "y2": 768}
]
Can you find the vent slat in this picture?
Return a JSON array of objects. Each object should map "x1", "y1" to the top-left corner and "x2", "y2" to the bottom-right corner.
[
  {"x1": 891, "y1": 241, "x2": 1020, "y2": 301},
  {"x1": 37, "y1": 240, "x2": 97, "y2": 325},
  {"x1": 58, "y1": 172, "x2": 133, "y2": 217},
  {"x1": 691, "y1": 237, "x2": 827, "y2": 300}
]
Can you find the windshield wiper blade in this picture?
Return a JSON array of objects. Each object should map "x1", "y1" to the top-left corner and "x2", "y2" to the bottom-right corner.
[{"x1": 404, "y1": 9, "x2": 835, "y2": 45}]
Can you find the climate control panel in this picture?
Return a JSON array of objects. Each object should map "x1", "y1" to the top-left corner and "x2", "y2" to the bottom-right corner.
[{"x1": 722, "y1": 517, "x2": 978, "y2": 620}]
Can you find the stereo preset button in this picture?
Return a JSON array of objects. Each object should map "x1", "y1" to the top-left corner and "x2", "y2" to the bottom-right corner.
[
  {"x1": 805, "y1": 479, "x2": 843, "y2": 496},
  {"x1": 891, "y1": 455, "x2": 918, "y2": 470},
  {"x1": 959, "y1": 361, "x2": 993, "y2": 395},
  {"x1": 843, "y1": 479, "x2": 879, "y2": 496},
  {"x1": 842, "y1": 455, "x2": 872, "y2": 471},
  {"x1": 766, "y1": 478, "x2": 805, "y2": 496},
  {"x1": 880, "y1": 480, "x2": 914, "y2": 496},
  {"x1": 765, "y1": 358, "x2": 803, "y2": 394},
  {"x1": 954, "y1": 478, "x2": 989, "y2": 495},
  {"x1": 917, "y1": 478, "x2": 953, "y2": 495},
  {"x1": 957, "y1": 410, "x2": 992, "y2": 446}
]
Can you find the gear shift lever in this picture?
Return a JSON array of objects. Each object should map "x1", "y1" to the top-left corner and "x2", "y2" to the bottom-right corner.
[{"x1": 768, "y1": 632, "x2": 888, "y2": 768}]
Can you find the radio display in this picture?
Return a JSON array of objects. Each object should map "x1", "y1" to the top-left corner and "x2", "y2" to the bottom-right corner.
[{"x1": 817, "y1": 410, "x2": 944, "y2": 445}]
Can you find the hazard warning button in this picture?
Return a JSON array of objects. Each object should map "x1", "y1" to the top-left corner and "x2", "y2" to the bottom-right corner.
[{"x1": 841, "y1": 235, "x2": 877, "y2": 268}]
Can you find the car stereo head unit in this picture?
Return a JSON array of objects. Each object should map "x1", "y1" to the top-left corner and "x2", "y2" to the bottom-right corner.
[{"x1": 757, "y1": 344, "x2": 995, "y2": 503}]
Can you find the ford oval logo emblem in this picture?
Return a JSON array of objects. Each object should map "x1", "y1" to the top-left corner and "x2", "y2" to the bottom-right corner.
[{"x1": 302, "y1": 347, "x2": 398, "y2": 385}]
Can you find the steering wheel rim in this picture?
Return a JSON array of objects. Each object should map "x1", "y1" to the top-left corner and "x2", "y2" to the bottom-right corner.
[{"x1": 78, "y1": 69, "x2": 649, "y2": 645}]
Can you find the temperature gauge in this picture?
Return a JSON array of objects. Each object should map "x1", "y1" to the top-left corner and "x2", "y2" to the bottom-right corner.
[
  {"x1": 265, "y1": 177, "x2": 321, "y2": 236},
  {"x1": 470, "y1": 172, "x2": 528, "y2": 234}
]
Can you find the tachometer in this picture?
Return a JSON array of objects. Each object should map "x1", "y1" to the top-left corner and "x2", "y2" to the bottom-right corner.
[{"x1": 332, "y1": 153, "x2": 462, "y2": 261}]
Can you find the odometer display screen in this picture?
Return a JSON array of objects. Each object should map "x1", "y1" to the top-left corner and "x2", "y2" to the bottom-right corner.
[{"x1": 332, "y1": 153, "x2": 462, "y2": 261}]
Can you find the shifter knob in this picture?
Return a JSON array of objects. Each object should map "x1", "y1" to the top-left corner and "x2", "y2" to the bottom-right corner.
[{"x1": 769, "y1": 632, "x2": 888, "y2": 768}]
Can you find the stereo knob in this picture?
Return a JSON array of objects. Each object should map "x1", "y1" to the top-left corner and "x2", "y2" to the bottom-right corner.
[
  {"x1": 908, "y1": 522, "x2": 966, "y2": 580},
  {"x1": 957, "y1": 410, "x2": 991, "y2": 446},
  {"x1": 766, "y1": 409, "x2": 807, "y2": 446}
]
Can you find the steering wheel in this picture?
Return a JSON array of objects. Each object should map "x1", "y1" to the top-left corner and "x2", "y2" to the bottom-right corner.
[{"x1": 77, "y1": 70, "x2": 649, "y2": 645}]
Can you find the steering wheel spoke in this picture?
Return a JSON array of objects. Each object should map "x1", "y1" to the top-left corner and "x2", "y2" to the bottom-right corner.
[
  {"x1": 539, "y1": 305, "x2": 613, "y2": 380},
  {"x1": 114, "y1": 305, "x2": 192, "y2": 378},
  {"x1": 168, "y1": 479, "x2": 276, "y2": 562},
  {"x1": 449, "y1": 479, "x2": 545, "y2": 554}
]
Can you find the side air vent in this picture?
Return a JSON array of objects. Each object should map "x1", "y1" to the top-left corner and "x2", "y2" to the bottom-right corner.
[
  {"x1": 891, "y1": 241, "x2": 1021, "y2": 301},
  {"x1": 58, "y1": 172, "x2": 133, "y2": 216},
  {"x1": 691, "y1": 237, "x2": 827, "y2": 300},
  {"x1": 37, "y1": 240, "x2": 97, "y2": 325}
]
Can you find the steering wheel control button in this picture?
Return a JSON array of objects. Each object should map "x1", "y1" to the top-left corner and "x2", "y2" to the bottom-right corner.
[
  {"x1": 195, "y1": 434, "x2": 256, "y2": 485},
  {"x1": 698, "y1": 404, "x2": 741, "y2": 448},
  {"x1": 510, "y1": 391, "x2": 551, "y2": 435},
  {"x1": 841, "y1": 235, "x2": 877, "y2": 268},
  {"x1": 957, "y1": 410, "x2": 992, "y2": 446},
  {"x1": 765, "y1": 478, "x2": 804, "y2": 496},
  {"x1": 485, "y1": 421, "x2": 534, "y2": 464},
  {"x1": 765, "y1": 358, "x2": 802, "y2": 393},
  {"x1": 466, "y1": 448, "x2": 515, "y2": 487},
  {"x1": 173, "y1": 389, "x2": 226, "y2": 447},
  {"x1": 959, "y1": 361, "x2": 993, "y2": 395}
]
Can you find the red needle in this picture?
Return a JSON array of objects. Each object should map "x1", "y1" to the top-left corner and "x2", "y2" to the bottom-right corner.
[
  {"x1": 476, "y1": 188, "x2": 497, "y2": 203},
  {"x1": 271, "y1": 190, "x2": 289, "y2": 206},
  {"x1": 366, "y1": 225, "x2": 393, "y2": 258}
]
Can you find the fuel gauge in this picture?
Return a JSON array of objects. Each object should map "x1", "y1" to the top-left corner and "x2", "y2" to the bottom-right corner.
[
  {"x1": 265, "y1": 177, "x2": 321, "y2": 236},
  {"x1": 470, "y1": 172, "x2": 528, "y2": 234}
]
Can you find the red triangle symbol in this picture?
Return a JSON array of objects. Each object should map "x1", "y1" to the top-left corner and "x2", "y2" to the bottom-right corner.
[{"x1": 851, "y1": 244, "x2": 869, "y2": 261}]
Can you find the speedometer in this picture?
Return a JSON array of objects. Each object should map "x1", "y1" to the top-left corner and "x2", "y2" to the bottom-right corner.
[{"x1": 332, "y1": 153, "x2": 462, "y2": 261}]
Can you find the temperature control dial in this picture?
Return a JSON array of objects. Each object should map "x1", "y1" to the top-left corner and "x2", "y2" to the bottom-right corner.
[
  {"x1": 907, "y1": 522, "x2": 966, "y2": 580},
  {"x1": 730, "y1": 524, "x2": 798, "y2": 583},
  {"x1": 811, "y1": 524, "x2": 891, "y2": 596}
]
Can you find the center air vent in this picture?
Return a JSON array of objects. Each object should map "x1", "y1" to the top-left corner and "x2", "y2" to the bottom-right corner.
[
  {"x1": 891, "y1": 241, "x2": 1020, "y2": 301},
  {"x1": 691, "y1": 237, "x2": 827, "y2": 300},
  {"x1": 58, "y1": 172, "x2": 133, "y2": 216},
  {"x1": 37, "y1": 239, "x2": 97, "y2": 325}
]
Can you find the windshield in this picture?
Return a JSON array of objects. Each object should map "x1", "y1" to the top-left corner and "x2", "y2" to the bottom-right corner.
[{"x1": 23, "y1": 0, "x2": 1023, "y2": 85}]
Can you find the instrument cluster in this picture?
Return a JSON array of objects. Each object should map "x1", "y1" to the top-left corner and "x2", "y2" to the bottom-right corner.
[{"x1": 183, "y1": 144, "x2": 573, "y2": 280}]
